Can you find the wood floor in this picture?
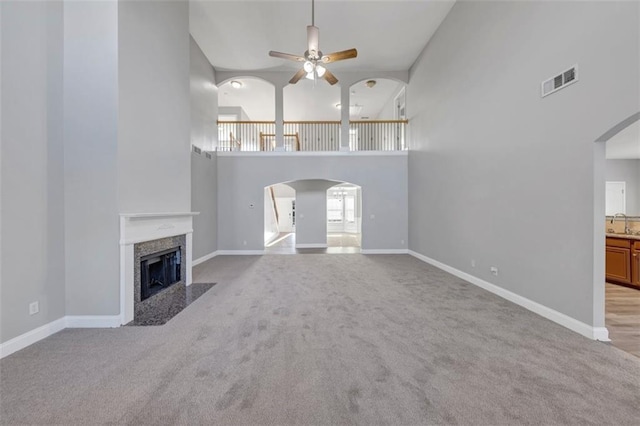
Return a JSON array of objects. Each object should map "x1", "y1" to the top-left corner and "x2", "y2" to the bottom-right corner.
[
  {"x1": 264, "y1": 232, "x2": 361, "y2": 254},
  {"x1": 605, "y1": 282, "x2": 640, "y2": 357}
]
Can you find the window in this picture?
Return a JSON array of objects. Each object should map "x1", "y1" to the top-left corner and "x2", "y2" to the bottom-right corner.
[{"x1": 327, "y1": 198, "x2": 343, "y2": 223}]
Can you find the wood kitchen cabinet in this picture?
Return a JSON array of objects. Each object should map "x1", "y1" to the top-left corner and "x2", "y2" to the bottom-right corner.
[
  {"x1": 606, "y1": 238, "x2": 631, "y2": 285},
  {"x1": 631, "y1": 241, "x2": 640, "y2": 288}
]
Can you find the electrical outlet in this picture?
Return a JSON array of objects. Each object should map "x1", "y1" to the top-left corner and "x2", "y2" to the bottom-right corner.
[
  {"x1": 29, "y1": 301, "x2": 39, "y2": 315},
  {"x1": 401, "y1": 239, "x2": 405, "y2": 245},
  {"x1": 471, "y1": 259, "x2": 476, "y2": 268},
  {"x1": 490, "y1": 266, "x2": 499, "y2": 276},
  {"x1": 243, "y1": 240, "x2": 247, "y2": 246}
]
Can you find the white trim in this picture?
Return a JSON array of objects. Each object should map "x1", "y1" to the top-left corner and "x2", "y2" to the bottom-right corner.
[
  {"x1": 408, "y1": 250, "x2": 610, "y2": 342},
  {"x1": 65, "y1": 315, "x2": 121, "y2": 328},
  {"x1": 0, "y1": 317, "x2": 67, "y2": 359},
  {"x1": 120, "y1": 212, "x2": 200, "y2": 219},
  {"x1": 361, "y1": 249, "x2": 408, "y2": 254},
  {"x1": 192, "y1": 250, "x2": 219, "y2": 266},
  {"x1": 217, "y1": 250, "x2": 265, "y2": 255},
  {"x1": 0, "y1": 315, "x2": 124, "y2": 359},
  {"x1": 119, "y1": 229, "x2": 194, "y2": 246},
  {"x1": 216, "y1": 151, "x2": 408, "y2": 157},
  {"x1": 295, "y1": 243, "x2": 328, "y2": 249},
  {"x1": 592, "y1": 327, "x2": 610, "y2": 341}
]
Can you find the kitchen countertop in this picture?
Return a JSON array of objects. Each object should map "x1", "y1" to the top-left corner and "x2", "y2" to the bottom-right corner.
[{"x1": 606, "y1": 233, "x2": 640, "y2": 241}]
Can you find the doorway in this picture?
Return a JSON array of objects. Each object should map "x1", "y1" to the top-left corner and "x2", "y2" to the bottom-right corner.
[
  {"x1": 598, "y1": 113, "x2": 640, "y2": 357},
  {"x1": 264, "y1": 183, "x2": 296, "y2": 253},
  {"x1": 327, "y1": 183, "x2": 362, "y2": 251}
]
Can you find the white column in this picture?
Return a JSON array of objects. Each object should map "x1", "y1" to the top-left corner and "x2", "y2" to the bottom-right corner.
[
  {"x1": 340, "y1": 84, "x2": 350, "y2": 151},
  {"x1": 275, "y1": 83, "x2": 284, "y2": 151}
]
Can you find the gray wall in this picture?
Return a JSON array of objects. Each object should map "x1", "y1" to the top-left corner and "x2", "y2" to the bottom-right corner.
[
  {"x1": 191, "y1": 151, "x2": 218, "y2": 260},
  {"x1": 407, "y1": 1, "x2": 640, "y2": 326},
  {"x1": 217, "y1": 154, "x2": 408, "y2": 251},
  {"x1": 1, "y1": 1, "x2": 66, "y2": 342},
  {"x1": 288, "y1": 180, "x2": 336, "y2": 246},
  {"x1": 190, "y1": 35, "x2": 218, "y2": 260},
  {"x1": 190, "y1": 36, "x2": 217, "y2": 151},
  {"x1": 605, "y1": 159, "x2": 640, "y2": 215},
  {"x1": 63, "y1": 0, "x2": 119, "y2": 316},
  {"x1": 118, "y1": 0, "x2": 191, "y2": 213}
]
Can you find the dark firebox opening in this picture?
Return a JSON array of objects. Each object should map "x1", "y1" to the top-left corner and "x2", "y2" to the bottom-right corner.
[{"x1": 140, "y1": 247, "x2": 181, "y2": 301}]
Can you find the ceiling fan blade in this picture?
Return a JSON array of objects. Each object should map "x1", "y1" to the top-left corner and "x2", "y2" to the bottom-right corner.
[
  {"x1": 307, "y1": 25, "x2": 319, "y2": 56},
  {"x1": 323, "y1": 69, "x2": 338, "y2": 86},
  {"x1": 289, "y1": 68, "x2": 306, "y2": 84},
  {"x1": 321, "y1": 48, "x2": 358, "y2": 64},
  {"x1": 269, "y1": 51, "x2": 305, "y2": 62}
]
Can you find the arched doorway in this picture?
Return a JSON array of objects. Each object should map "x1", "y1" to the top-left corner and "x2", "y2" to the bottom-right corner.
[
  {"x1": 327, "y1": 183, "x2": 362, "y2": 252},
  {"x1": 594, "y1": 112, "x2": 640, "y2": 354},
  {"x1": 264, "y1": 183, "x2": 296, "y2": 252},
  {"x1": 263, "y1": 179, "x2": 363, "y2": 254}
]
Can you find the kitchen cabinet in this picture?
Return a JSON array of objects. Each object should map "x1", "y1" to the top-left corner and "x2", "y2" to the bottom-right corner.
[
  {"x1": 631, "y1": 241, "x2": 640, "y2": 288},
  {"x1": 606, "y1": 238, "x2": 631, "y2": 285}
]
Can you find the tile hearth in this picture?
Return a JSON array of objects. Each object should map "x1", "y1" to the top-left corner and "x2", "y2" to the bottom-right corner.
[{"x1": 126, "y1": 282, "x2": 216, "y2": 326}]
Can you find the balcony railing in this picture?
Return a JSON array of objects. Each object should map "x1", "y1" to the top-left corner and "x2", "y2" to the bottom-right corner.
[{"x1": 217, "y1": 120, "x2": 408, "y2": 152}]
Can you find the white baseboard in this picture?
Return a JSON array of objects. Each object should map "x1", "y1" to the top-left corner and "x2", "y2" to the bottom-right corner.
[
  {"x1": 0, "y1": 315, "x2": 125, "y2": 359},
  {"x1": 192, "y1": 250, "x2": 218, "y2": 266},
  {"x1": 0, "y1": 317, "x2": 67, "y2": 359},
  {"x1": 408, "y1": 250, "x2": 610, "y2": 342},
  {"x1": 65, "y1": 315, "x2": 122, "y2": 328},
  {"x1": 217, "y1": 250, "x2": 265, "y2": 255},
  {"x1": 361, "y1": 249, "x2": 409, "y2": 254},
  {"x1": 295, "y1": 244, "x2": 327, "y2": 249}
]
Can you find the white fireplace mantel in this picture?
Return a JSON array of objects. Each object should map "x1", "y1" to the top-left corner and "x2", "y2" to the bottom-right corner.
[{"x1": 119, "y1": 212, "x2": 199, "y2": 325}]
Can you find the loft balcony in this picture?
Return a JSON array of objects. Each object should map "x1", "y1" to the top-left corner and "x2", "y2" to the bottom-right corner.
[{"x1": 217, "y1": 119, "x2": 408, "y2": 152}]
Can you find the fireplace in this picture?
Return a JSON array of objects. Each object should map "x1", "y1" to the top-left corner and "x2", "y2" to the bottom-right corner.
[
  {"x1": 140, "y1": 247, "x2": 181, "y2": 301},
  {"x1": 132, "y1": 234, "x2": 187, "y2": 323},
  {"x1": 120, "y1": 212, "x2": 197, "y2": 325}
]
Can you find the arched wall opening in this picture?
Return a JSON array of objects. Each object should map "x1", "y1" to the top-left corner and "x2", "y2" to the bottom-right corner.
[
  {"x1": 264, "y1": 183, "x2": 296, "y2": 250},
  {"x1": 327, "y1": 183, "x2": 362, "y2": 250},
  {"x1": 348, "y1": 78, "x2": 406, "y2": 121},
  {"x1": 217, "y1": 76, "x2": 275, "y2": 151},
  {"x1": 348, "y1": 78, "x2": 407, "y2": 151},
  {"x1": 593, "y1": 111, "x2": 640, "y2": 346},
  {"x1": 263, "y1": 178, "x2": 364, "y2": 254}
]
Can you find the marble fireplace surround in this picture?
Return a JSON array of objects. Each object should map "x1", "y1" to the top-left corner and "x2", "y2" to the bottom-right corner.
[{"x1": 119, "y1": 212, "x2": 198, "y2": 325}]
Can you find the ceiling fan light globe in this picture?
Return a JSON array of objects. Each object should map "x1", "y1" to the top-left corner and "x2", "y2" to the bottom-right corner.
[
  {"x1": 303, "y1": 61, "x2": 314, "y2": 73},
  {"x1": 305, "y1": 71, "x2": 315, "y2": 80},
  {"x1": 316, "y1": 65, "x2": 326, "y2": 78}
]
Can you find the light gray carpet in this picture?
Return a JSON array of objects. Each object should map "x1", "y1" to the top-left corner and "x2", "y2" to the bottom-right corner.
[{"x1": 1, "y1": 254, "x2": 639, "y2": 425}]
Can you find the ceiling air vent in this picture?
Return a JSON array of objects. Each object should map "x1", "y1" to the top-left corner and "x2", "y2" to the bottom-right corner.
[{"x1": 541, "y1": 65, "x2": 578, "y2": 98}]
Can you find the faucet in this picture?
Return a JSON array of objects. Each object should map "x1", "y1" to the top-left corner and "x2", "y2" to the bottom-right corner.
[{"x1": 611, "y1": 213, "x2": 631, "y2": 234}]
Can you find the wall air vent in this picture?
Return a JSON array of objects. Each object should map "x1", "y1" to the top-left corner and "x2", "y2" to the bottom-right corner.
[
  {"x1": 192, "y1": 145, "x2": 202, "y2": 154},
  {"x1": 541, "y1": 65, "x2": 578, "y2": 98}
]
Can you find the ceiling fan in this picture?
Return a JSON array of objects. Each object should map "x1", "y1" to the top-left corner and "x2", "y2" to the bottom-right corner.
[{"x1": 268, "y1": 0, "x2": 357, "y2": 85}]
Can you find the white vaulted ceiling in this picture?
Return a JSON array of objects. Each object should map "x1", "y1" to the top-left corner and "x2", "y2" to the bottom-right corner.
[
  {"x1": 192, "y1": 0, "x2": 455, "y2": 121},
  {"x1": 190, "y1": 0, "x2": 456, "y2": 73}
]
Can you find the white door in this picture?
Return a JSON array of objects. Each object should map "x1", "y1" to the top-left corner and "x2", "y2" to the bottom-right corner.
[
  {"x1": 276, "y1": 197, "x2": 294, "y2": 232},
  {"x1": 605, "y1": 181, "x2": 626, "y2": 215}
]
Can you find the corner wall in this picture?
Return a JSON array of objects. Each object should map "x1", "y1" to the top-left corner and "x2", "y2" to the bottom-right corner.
[
  {"x1": 191, "y1": 150, "x2": 218, "y2": 261},
  {"x1": 63, "y1": 0, "x2": 119, "y2": 316},
  {"x1": 1, "y1": 0, "x2": 66, "y2": 343},
  {"x1": 407, "y1": 1, "x2": 640, "y2": 327},
  {"x1": 118, "y1": 0, "x2": 191, "y2": 214}
]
